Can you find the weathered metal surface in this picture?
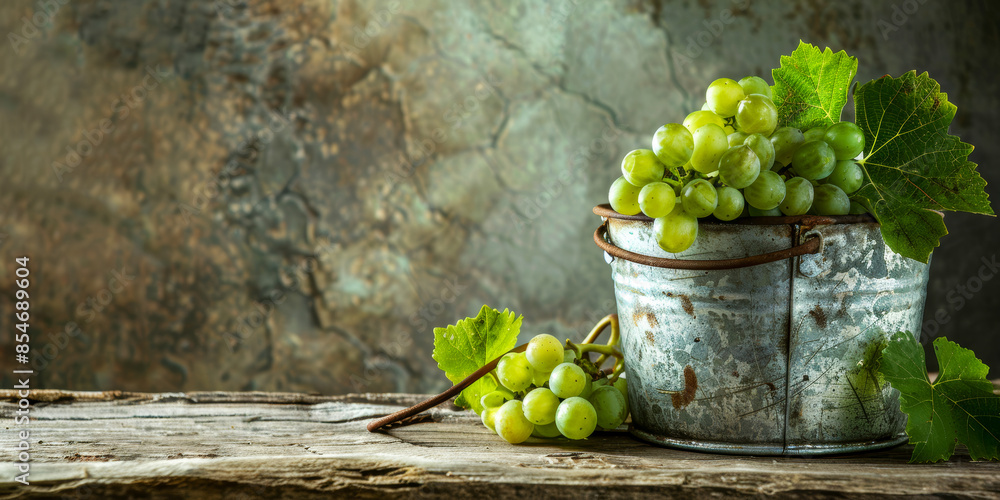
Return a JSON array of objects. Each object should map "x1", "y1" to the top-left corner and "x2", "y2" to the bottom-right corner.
[
  {"x1": 603, "y1": 217, "x2": 930, "y2": 456},
  {"x1": 785, "y1": 222, "x2": 930, "y2": 453}
]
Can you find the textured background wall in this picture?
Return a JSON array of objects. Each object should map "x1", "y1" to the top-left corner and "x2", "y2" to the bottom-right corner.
[{"x1": 0, "y1": 0, "x2": 997, "y2": 394}]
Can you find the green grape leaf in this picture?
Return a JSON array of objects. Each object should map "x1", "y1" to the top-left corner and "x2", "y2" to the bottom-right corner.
[
  {"x1": 879, "y1": 332, "x2": 1000, "y2": 463},
  {"x1": 772, "y1": 41, "x2": 858, "y2": 130},
  {"x1": 432, "y1": 305, "x2": 521, "y2": 414},
  {"x1": 854, "y1": 71, "x2": 994, "y2": 263}
]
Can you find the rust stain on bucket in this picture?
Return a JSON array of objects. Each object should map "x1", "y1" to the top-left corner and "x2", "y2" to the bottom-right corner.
[
  {"x1": 645, "y1": 311, "x2": 659, "y2": 327},
  {"x1": 632, "y1": 309, "x2": 659, "y2": 328},
  {"x1": 809, "y1": 305, "x2": 827, "y2": 329},
  {"x1": 679, "y1": 296, "x2": 695, "y2": 318},
  {"x1": 670, "y1": 365, "x2": 697, "y2": 409}
]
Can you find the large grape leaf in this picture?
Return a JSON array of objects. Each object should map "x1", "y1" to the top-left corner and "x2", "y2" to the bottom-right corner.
[
  {"x1": 432, "y1": 305, "x2": 521, "y2": 413},
  {"x1": 854, "y1": 71, "x2": 993, "y2": 263},
  {"x1": 772, "y1": 41, "x2": 857, "y2": 130},
  {"x1": 879, "y1": 332, "x2": 1000, "y2": 463}
]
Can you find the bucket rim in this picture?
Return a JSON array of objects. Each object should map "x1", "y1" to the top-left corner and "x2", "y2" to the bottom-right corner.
[{"x1": 593, "y1": 203, "x2": 878, "y2": 226}]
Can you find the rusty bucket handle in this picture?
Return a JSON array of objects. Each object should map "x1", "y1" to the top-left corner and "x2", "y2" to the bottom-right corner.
[{"x1": 594, "y1": 220, "x2": 822, "y2": 271}]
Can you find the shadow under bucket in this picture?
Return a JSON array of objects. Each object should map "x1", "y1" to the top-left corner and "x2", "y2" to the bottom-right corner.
[{"x1": 593, "y1": 204, "x2": 930, "y2": 456}]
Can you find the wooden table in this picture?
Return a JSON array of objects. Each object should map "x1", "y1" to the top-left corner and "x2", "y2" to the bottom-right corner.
[{"x1": 1, "y1": 389, "x2": 998, "y2": 499}]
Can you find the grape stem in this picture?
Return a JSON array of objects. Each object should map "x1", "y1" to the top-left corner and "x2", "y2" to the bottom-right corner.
[
  {"x1": 662, "y1": 177, "x2": 683, "y2": 190},
  {"x1": 567, "y1": 340, "x2": 626, "y2": 384},
  {"x1": 610, "y1": 362, "x2": 625, "y2": 383},
  {"x1": 568, "y1": 314, "x2": 625, "y2": 383},
  {"x1": 581, "y1": 314, "x2": 619, "y2": 345},
  {"x1": 366, "y1": 343, "x2": 529, "y2": 432},
  {"x1": 679, "y1": 171, "x2": 695, "y2": 187}
]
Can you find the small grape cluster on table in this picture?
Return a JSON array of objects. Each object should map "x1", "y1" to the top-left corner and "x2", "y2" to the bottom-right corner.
[
  {"x1": 610, "y1": 76, "x2": 866, "y2": 254},
  {"x1": 482, "y1": 334, "x2": 629, "y2": 444}
]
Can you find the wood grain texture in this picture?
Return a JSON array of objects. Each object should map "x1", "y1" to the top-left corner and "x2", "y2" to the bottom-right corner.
[{"x1": 0, "y1": 389, "x2": 998, "y2": 499}]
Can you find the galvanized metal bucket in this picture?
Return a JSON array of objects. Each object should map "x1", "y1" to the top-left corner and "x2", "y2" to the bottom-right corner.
[{"x1": 593, "y1": 204, "x2": 930, "y2": 456}]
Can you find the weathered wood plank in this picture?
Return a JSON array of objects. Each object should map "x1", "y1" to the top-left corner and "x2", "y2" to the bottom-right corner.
[{"x1": 0, "y1": 389, "x2": 998, "y2": 499}]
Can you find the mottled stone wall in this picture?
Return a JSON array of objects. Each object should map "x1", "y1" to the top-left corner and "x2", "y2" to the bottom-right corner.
[{"x1": 0, "y1": 0, "x2": 997, "y2": 394}]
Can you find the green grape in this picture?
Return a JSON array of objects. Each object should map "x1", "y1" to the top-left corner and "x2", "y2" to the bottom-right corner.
[
  {"x1": 498, "y1": 385, "x2": 516, "y2": 398},
  {"x1": 802, "y1": 126, "x2": 827, "y2": 143},
  {"x1": 738, "y1": 75, "x2": 772, "y2": 99},
  {"x1": 638, "y1": 182, "x2": 677, "y2": 218},
  {"x1": 823, "y1": 160, "x2": 864, "y2": 194},
  {"x1": 613, "y1": 377, "x2": 629, "y2": 418},
  {"x1": 743, "y1": 133, "x2": 775, "y2": 171},
  {"x1": 706, "y1": 78, "x2": 746, "y2": 117},
  {"x1": 531, "y1": 421, "x2": 562, "y2": 438},
  {"x1": 700, "y1": 101, "x2": 711, "y2": 111},
  {"x1": 682, "y1": 110, "x2": 725, "y2": 134},
  {"x1": 522, "y1": 387, "x2": 561, "y2": 425},
  {"x1": 587, "y1": 385, "x2": 628, "y2": 430},
  {"x1": 743, "y1": 170, "x2": 785, "y2": 210},
  {"x1": 792, "y1": 140, "x2": 836, "y2": 180},
  {"x1": 608, "y1": 176, "x2": 643, "y2": 215},
  {"x1": 735, "y1": 94, "x2": 778, "y2": 136},
  {"x1": 823, "y1": 121, "x2": 865, "y2": 160},
  {"x1": 748, "y1": 206, "x2": 783, "y2": 217},
  {"x1": 718, "y1": 145, "x2": 760, "y2": 189},
  {"x1": 563, "y1": 349, "x2": 577, "y2": 364},
  {"x1": 481, "y1": 390, "x2": 512, "y2": 409},
  {"x1": 653, "y1": 205, "x2": 698, "y2": 253},
  {"x1": 591, "y1": 377, "x2": 609, "y2": 391},
  {"x1": 532, "y1": 369, "x2": 551, "y2": 387},
  {"x1": 769, "y1": 126, "x2": 805, "y2": 166},
  {"x1": 497, "y1": 352, "x2": 534, "y2": 392},
  {"x1": 549, "y1": 362, "x2": 588, "y2": 399},
  {"x1": 713, "y1": 186, "x2": 744, "y2": 221},
  {"x1": 621, "y1": 149, "x2": 665, "y2": 187},
  {"x1": 578, "y1": 376, "x2": 595, "y2": 399},
  {"x1": 811, "y1": 184, "x2": 850, "y2": 215},
  {"x1": 652, "y1": 123, "x2": 694, "y2": 167},
  {"x1": 680, "y1": 179, "x2": 718, "y2": 218},
  {"x1": 481, "y1": 406, "x2": 499, "y2": 433},
  {"x1": 779, "y1": 177, "x2": 814, "y2": 216},
  {"x1": 849, "y1": 200, "x2": 869, "y2": 215},
  {"x1": 526, "y1": 334, "x2": 565, "y2": 373},
  {"x1": 555, "y1": 397, "x2": 598, "y2": 440},
  {"x1": 727, "y1": 131, "x2": 749, "y2": 147},
  {"x1": 689, "y1": 123, "x2": 728, "y2": 174},
  {"x1": 494, "y1": 400, "x2": 534, "y2": 444}
]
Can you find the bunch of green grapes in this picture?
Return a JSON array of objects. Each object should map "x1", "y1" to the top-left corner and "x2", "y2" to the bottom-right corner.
[
  {"x1": 478, "y1": 334, "x2": 630, "y2": 444},
  {"x1": 608, "y1": 76, "x2": 868, "y2": 253}
]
